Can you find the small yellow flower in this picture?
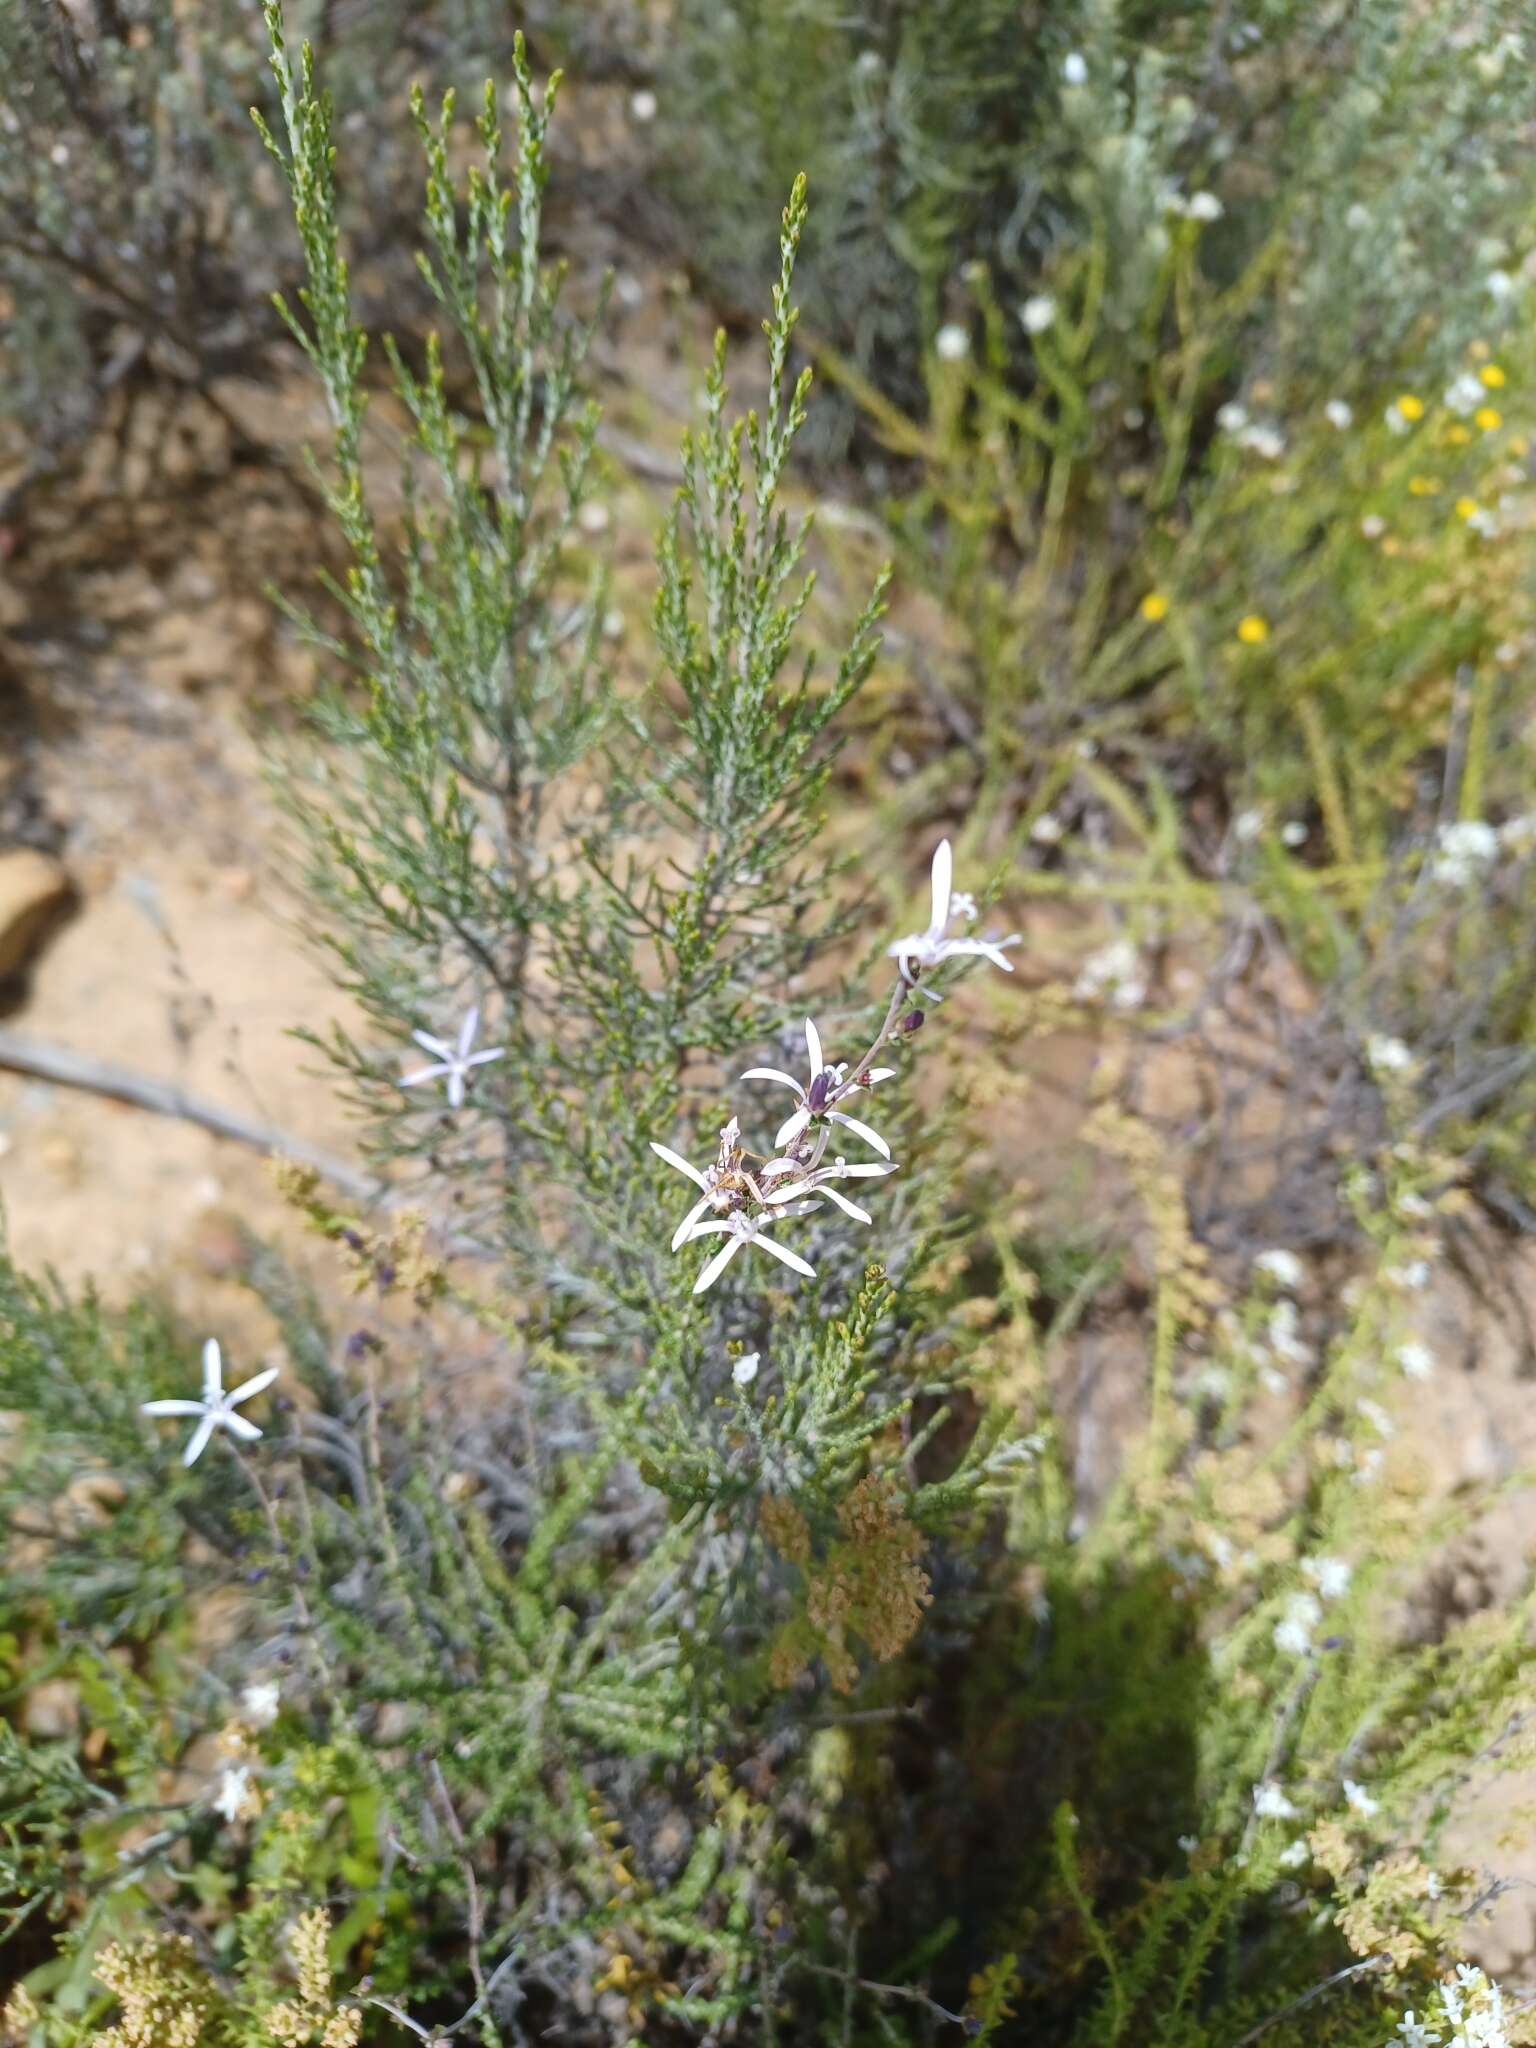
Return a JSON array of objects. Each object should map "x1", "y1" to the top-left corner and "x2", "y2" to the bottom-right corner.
[
  {"x1": 1475, "y1": 406, "x2": 1502, "y2": 431},
  {"x1": 1407, "y1": 475, "x2": 1439, "y2": 495},
  {"x1": 1140, "y1": 591, "x2": 1170, "y2": 622},
  {"x1": 1396, "y1": 393, "x2": 1425, "y2": 421},
  {"x1": 1236, "y1": 614, "x2": 1270, "y2": 645},
  {"x1": 1455, "y1": 496, "x2": 1479, "y2": 519},
  {"x1": 1480, "y1": 364, "x2": 1507, "y2": 389},
  {"x1": 1445, "y1": 423, "x2": 1472, "y2": 445},
  {"x1": 595, "y1": 1953, "x2": 635, "y2": 1995}
]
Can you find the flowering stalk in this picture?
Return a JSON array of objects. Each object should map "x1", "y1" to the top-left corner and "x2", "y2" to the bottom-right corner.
[{"x1": 652, "y1": 839, "x2": 1015, "y2": 1293}]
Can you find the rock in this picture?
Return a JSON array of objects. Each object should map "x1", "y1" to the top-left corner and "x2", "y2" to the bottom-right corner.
[
  {"x1": 22, "y1": 1678, "x2": 80, "y2": 1740},
  {"x1": 0, "y1": 848, "x2": 73, "y2": 980}
]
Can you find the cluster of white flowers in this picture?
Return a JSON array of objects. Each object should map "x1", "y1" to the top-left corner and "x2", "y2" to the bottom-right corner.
[
  {"x1": 1366, "y1": 1033, "x2": 1416, "y2": 1078},
  {"x1": 141, "y1": 1339, "x2": 279, "y2": 1468},
  {"x1": 1430, "y1": 820, "x2": 1500, "y2": 888},
  {"x1": 1166, "y1": 189, "x2": 1224, "y2": 223},
  {"x1": 1274, "y1": 1553, "x2": 1352, "y2": 1655},
  {"x1": 1397, "y1": 1340, "x2": 1437, "y2": 1381},
  {"x1": 1273, "y1": 1588, "x2": 1323, "y2": 1655},
  {"x1": 1392, "y1": 1964, "x2": 1515, "y2": 2048},
  {"x1": 1216, "y1": 400, "x2": 1286, "y2": 460},
  {"x1": 651, "y1": 842, "x2": 1015, "y2": 1295},
  {"x1": 1255, "y1": 1248, "x2": 1305, "y2": 1289},
  {"x1": 1251, "y1": 1779, "x2": 1298, "y2": 1821},
  {"x1": 1073, "y1": 935, "x2": 1147, "y2": 1010}
]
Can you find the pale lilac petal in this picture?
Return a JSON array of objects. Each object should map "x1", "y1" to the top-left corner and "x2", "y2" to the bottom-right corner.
[
  {"x1": 739, "y1": 1067, "x2": 805, "y2": 1094},
  {"x1": 464, "y1": 1047, "x2": 506, "y2": 1069},
  {"x1": 447, "y1": 1069, "x2": 466, "y2": 1109},
  {"x1": 457, "y1": 1005, "x2": 481, "y2": 1058},
  {"x1": 834, "y1": 1160, "x2": 898, "y2": 1179},
  {"x1": 825, "y1": 1110, "x2": 891, "y2": 1160},
  {"x1": 202, "y1": 1338, "x2": 223, "y2": 1403},
  {"x1": 671, "y1": 1193, "x2": 713, "y2": 1252},
  {"x1": 862, "y1": 1068, "x2": 897, "y2": 1087},
  {"x1": 650, "y1": 1141, "x2": 709, "y2": 1190},
  {"x1": 221, "y1": 1411, "x2": 263, "y2": 1443},
  {"x1": 411, "y1": 1030, "x2": 455, "y2": 1059},
  {"x1": 141, "y1": 1399, "x2": 206, "y2": 1417},
  {"x1": 821, "y1": 1186, "x2": 873, "y2": 1224},
  {"x1": 751, "y1": 1233, "x2": 817, "y2": 1281},
  {"x1": 759, "y1": 1156, "x2": 801, "y2": 1179},
  {"x1": 183, "y1": 1414, "x2": 217, "y2": 1467},
  {"x1": 693, "y1": 1235, "x2": 746, "y2": 1295},
  {"x1": 680, "y1": 1220, "x2": 733, "y2": 1242},
  {"x1": 762, "y1": 1180, "x2": 813, "y2": 1205},
  {"x1": 402, "y1": 1062, "x2": 452, "y2": 1089},
  {"x1": 228, "y1": 1366, "x2": 280, "y2": 1406},
  {"x1": 775, "y1": 1106, "x2": 813, "y2": 1150},
  {"x1": 804, "y1": 1017, "x2": 824, "y2": 1076},
  {"x1": 929, "y1": 838, "x2": 953, "y2": 935}
]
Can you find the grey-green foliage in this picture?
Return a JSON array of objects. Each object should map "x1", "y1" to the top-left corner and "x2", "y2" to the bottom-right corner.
[
  {"x1": 259, "y1": 6, "x2": 896, "y2": 1302},
  {"x1": 657, "y1": 0, "x2": 1536, "y2": 438},
  {"x1": 0, "y1": 0, "x2": 524, "y2": 484},
  {"x1": 195, "y1": 3, "x2": 1005, "y2": 2021}
]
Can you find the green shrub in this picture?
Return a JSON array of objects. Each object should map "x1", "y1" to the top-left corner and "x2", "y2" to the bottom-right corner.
[{"x1": 3, "y1": 8, "x2": 1536, "y2": 2046}]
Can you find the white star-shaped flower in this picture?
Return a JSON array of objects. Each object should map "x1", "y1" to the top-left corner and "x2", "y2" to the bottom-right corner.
[
  {"x1": 651, "y1": 1117, "x2": 753, "y2": 1250},
  {"x1": 681, "y1": 1208, "x2": 817, "y2": 1296},
  {"x1": 887, "y1": 840, "x2": 1018, "y2": 982},
  {"x1": 241, "y1": 1681, "x2": 281, "y2": 1728},
  {"x1": 401, "y1": 1004, "x2": 505, "y2": 1108},
  {"x1": 741, "y1": 1017, "x2": 895, "y2": 1157},
  {"x1": 1251, "y1": 1780, "x2": 1298, "y2": 1821},
  {"x1": 761, "y1": 1153, "x2": 898, "y2": 1225},
  {"x1": 213, "y1": 1763, "x2": 258, "y2": 1823},
  {"x1": 141, "y1": 1339, "x2": 279, "y2": 1467},
  {"x1": 1343, "y1": 1777, "x2": 1379, "y2": 1818},
  {"x1": 732, "y1": 1352, "x2": 761, "y2": 1387}
]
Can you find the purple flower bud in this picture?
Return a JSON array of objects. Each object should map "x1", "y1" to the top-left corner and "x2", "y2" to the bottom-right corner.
[
  {"x1": 808, "y1": 1070, "x2": 832, "y2": 1113},
  {"x1": 902, "y1": 1009, "x2": 925, "y2": 1033}
]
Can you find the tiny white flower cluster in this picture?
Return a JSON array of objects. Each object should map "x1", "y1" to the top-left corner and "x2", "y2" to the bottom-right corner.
[
  {"x1": 651, "y1": 842, "x2": 1015, "y2": 1295},
  {"x1": 1073, "y1": 935, "x2": 1147, "y2": 1010},
  {"x1": 1392, "y1": 1963, "x2": 1514, "y2": 2048},
  {"x1": 1273, "y1": 1554, "x2": 1352, "y2": 1655},
  {"x1": 1167, "y1": 189, "x2": 1224, "y2": 223},
  {"x1": 1430, "y1": 819, "x2": 1500, "y2": 888},
  {"x1": 1216, "y1": 400, "x2": 1286, "y2": 460}
]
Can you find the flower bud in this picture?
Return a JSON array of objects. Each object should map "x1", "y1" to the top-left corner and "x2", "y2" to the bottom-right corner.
[{"x1": 901, "y1": 1009, "x2": 925, "y2": 1033}]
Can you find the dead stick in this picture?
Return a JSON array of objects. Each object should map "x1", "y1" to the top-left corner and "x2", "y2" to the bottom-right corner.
[{"x1": 0, "y1": 1025, "x2": 380, "y2": 1204}]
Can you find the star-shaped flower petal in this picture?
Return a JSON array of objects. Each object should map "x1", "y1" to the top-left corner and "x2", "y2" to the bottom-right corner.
[
  {"x1": 141, "y1": 1339, "x2": 280, "y2": 1467},
  {"x1": 651, "y1": 1118, "x2": 745, "y2": 1249},
  {"x1": 681, "y1": 1209, "x2": 818, "y2": 1295},
  {"x1": 761, "y1": 1154, "x2": 898, "y2": 1225},
  {"x1": 887, "y1": 839, "x2": 1019, "y2": 981},
  {"x1": 213, "y1": 1763, "x2": 260, "y2": 1823},
  {"x1": 741, "y1": 1017, "x2": 896, "y2": 1157},
  {"x1": 401, "y1": 1004, "x2": 506, "y2": 1108}
]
